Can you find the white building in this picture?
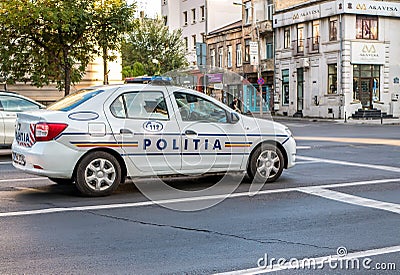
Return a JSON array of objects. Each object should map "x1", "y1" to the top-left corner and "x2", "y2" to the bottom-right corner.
[
  {"x1": 134, "y1": 0, "x2": 161, "y2": 18},
  {"x1": 274, "y1": 0, "x2": 400, "y2": 119},
  {"x1": 161, "y1": 0, "x2": 242, "y2": 65}
]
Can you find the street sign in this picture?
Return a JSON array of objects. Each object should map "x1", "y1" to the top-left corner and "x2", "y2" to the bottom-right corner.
[
  {"x1": 249, "y1": 42, "x2": 258, "y2": 55},
  {"x1": 257, "y1": 77, "x2": 265, "y2": 85},
  {"x1": 250, "y1": 54, "x2": 258, "y2": 66}
]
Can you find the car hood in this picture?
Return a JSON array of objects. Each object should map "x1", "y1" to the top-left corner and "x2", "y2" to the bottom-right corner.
[{"x1": 240, "y1": 115, "x2": 290, "y2": 136}]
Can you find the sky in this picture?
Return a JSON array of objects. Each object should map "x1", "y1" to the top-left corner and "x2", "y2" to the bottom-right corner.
[{"x1": 129, "y1": 0, "x2": 161, "y2": 18}]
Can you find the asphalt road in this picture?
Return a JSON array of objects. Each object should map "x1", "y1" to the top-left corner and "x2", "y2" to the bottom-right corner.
[{"x1": 0, "y1": 120, "x2": 399, "y2": 274}]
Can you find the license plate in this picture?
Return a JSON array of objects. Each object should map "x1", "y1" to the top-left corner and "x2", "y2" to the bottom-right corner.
[{"x1": 12, "y1": 152, "x2": 26, "y2": 166}]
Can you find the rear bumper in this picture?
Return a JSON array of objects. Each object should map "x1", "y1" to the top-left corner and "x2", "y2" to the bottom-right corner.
[{"x1": 12, "y1": 141, "x2": 82, "y2": 179}]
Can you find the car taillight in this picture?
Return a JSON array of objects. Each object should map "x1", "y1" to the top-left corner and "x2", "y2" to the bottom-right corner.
[{"x1": 35, "y1": 123, "x2": 68, "y2": 142}]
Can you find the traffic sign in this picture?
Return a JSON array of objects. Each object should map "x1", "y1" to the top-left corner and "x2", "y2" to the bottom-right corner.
[{"x1": 257, "y1": 77, "x2": 265, "y2": 85}]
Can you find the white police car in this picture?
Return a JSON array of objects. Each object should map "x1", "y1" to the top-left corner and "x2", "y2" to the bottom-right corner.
[{"x1": 12, "y1": 84, "x2": 296, "y2": 196}]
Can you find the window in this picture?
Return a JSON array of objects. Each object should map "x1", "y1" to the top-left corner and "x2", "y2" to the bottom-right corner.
[
  {"x1": 0, "y1": 95, "x2": 40, "y2": 112},
  {"x1": 218, "y1": 47, "x2": 223, "y2": 67},
  {"x1": 227, "y1": 45, "x2": 233, "y2": 68},
  {"x1": 201, "y1": 33, "x2": 206, "y2": 43},
  {"x1": 236, "y1": 44, "x2": 242, "y2": 67},
  {"x1": 183, "y1": 11, "x2": 188, "y2": 26},
  {"x1": 162, "y1": 0, "x2": 167, "y2": 5},
  {"x1": 328, "y1": 64, "x2": 337, "y2": 94},
  {"x1": 192, "y1": 35, "x2": 196, "y2": 49},
  {"x1": 184, "y1": 37, "x2": 188, "y2": 51},
  {"x1": 297, "y1": 24, "x2": 304, "y2": 53},
  {"x1": 329, "y1": 17, "x2": 338, "y2": 41},
  {"x1": 200, "y1": 5, "x2": 205, "y2": 21},
  {"x1": 191, "y1": 8, "x2": 196, "y2": 24},
  {"x1": 356, "y1": 16, "x2": 378, "y2": 40},
  {"x1": 245, "y1": 2, "x2": 252, "y2": 24},
  {"x1": 266, "y1": 42, "x2": 273, "y2": 59},
  {"x1": 282, "y1": 69, "x2": 290, "y2": 105},
  {"x1": 163, "y1": 16, "x2": 168, "y2": 26},
  {"x1": 210, "y1": 49, "x2": 216, "y2": 67},
  {"x1": 174, "y1": 92, "x2": 228, "y2": 123},
  {"x1": 244, "y1": 39, "x2": 250, "y2": 62},
  {"x1": 265, "y1": 0, "x2": 273, "y2": 21},
  {"x1": 312, "y1": 21, "x2": 320, "y2": 51},
  {"x1": 284, "y1": 27, "x2": 290, "y2": 49},
  {"x1": 110, "y1": 91, "x2": 169, "y2": 120}
]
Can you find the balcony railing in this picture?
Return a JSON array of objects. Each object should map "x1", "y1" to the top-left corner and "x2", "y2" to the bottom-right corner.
[
  {"x1": 292, "y1": 39, "x2": 305, "y2": 56},
  {"x1": 308, "y1": 36, "x2": 320, "y2": 53}
]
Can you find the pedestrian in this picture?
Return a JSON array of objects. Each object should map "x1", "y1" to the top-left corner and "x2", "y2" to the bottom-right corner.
[{"x1": 230, "y1": 97, "x2": 241, "y2": 113}]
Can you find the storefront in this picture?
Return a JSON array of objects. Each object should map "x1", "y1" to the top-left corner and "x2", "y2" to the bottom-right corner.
[{"x1": 273, "y1": 0, "x2": 400, "y2": 118}]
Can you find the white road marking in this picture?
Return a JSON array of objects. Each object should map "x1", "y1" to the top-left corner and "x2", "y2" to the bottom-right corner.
[
  {"x1": 216, "y1": 245, "x2": 400, "y2": 274},
  {"x1": 299, "y1": 187, "x2": 400, "y2": 215},
  {"x1": 297, "y1": 156, "x2": 400, "y2": 173},
  {"x1": 296, "y1": 146, "x2": 311, "y2": 150},
  {"x1": 0, "y1": 178, "x2": 399, "y2": 218},
  {"x1": 0, "y1": 177, "x2": 44, "y2": 183}
]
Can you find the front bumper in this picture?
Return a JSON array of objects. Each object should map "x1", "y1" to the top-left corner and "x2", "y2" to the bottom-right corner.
[{"x1": 283, "y1": 136, "x2": 296, "y2": 169}]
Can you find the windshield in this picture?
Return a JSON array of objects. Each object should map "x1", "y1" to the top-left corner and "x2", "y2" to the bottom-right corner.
[{"x1": 47, "y1": 88, "x2": 105, "y2": 111}]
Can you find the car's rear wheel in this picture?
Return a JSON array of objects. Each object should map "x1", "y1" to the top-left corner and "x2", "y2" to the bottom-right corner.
[
  {"x1": 75, "y1": 151, "x2": 121, "y2": 196},
  {"x1": 48, "y1": 177, "x2": 73, "y2": 185},
  {"x1": 248, "y1": 143, "x2": 284, "y2": 183}
]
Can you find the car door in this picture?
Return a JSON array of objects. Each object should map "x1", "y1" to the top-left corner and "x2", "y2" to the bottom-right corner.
[
  {"x1": 105, "y1": 86, "x2": 182, "y2": 174},
  {"x1": 0, "y1": 109, "x2": 4, "y2": 145},
  {"x1": 172, "y1": 90, "x2": 247, "y2": 174}
]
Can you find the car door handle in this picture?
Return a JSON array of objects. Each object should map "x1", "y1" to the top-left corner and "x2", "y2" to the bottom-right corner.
[
  {"x1": 185, "y1": 130, "x2": 197, "y2": 136},
  {"x1": 120, "y1": 128, "x2": 133, "y2": 134}
]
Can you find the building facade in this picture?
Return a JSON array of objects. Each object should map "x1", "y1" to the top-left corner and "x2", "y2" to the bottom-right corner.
[
  {"x1": 274, "y1": 0, "x2": 400, "y2": 118},
  {"x1": 161, "y1": 0, "x2": 242, "y2": 65},
  {"x1": 206, "y1": 0, "x2": 275, "y2": 113}
]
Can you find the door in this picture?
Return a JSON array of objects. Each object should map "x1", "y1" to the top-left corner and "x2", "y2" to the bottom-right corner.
[
  {"x1": 297, "y1": 68, "x2": 304, "y2": 112},
  {"x1": 106, "y1": 88, "x2": 181, "y2": 173},
  {"x1": 173, "y1": 91, "x2": 246, "y2": 173},
  {"x1": 360, "y1": 78, "x2": 372, "y2": 109}
]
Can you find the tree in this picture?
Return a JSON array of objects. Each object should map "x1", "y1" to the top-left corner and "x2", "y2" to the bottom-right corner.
[
  {"x1": 122, "y1": 62, "x2": 146, "y2": 78},
  {"x1": 0, "y1": 0, "x2": 135, "y2": 96},
  {"x1": 122, "y1": 18, "x2": 188, "y2": 77}
]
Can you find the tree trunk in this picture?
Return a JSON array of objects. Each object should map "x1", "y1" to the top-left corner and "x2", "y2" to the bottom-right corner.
[
  {"x1": 63, "y1": 49, "x2": 71, "y2": 96},
  {"x1": 103, "y1": 46, "x2": 108, "y2": 85}
]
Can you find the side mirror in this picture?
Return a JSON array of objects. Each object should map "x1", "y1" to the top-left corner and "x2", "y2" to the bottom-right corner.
[{"x1": 230, "y1": 112, "x2": 240, "y2": 124}]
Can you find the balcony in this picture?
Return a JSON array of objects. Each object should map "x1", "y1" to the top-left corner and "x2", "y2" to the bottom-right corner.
[
  {"x1": 292, "y1": 39, "x2": 305, "y2": 56},
  {"x1": 308, "y1": 36, "x2": 320, "y2": 53}
]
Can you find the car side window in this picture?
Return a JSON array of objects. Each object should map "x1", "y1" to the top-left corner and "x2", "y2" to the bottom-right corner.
[
  {"x1": 174, "y1": 92, "x2": 228, "y2": 123},
  {"x1": 110, "y1": 91, "x2": 169, "y2": 120},
  {"x1": 0, "y1": 95, "x2": 40, "y2": 112}
]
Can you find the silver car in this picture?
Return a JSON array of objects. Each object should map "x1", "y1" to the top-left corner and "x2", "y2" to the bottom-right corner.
[{"x1": 0, "y1": 91, "x2": 44, "y2": 147}]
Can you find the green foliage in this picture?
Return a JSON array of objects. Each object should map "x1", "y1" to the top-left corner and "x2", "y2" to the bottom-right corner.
[
  {"x1": 0, "y1": 0, "x2": 135, "y2": 95},
  {"x1": 122, "y1": 18, "x2": 188, "y2": 76},
  {"x1": 122, "y1": 62, "x2": 146, "y2": 78}
]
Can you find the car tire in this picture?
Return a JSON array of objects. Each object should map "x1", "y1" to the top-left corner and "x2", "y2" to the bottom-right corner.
[
  {"x1": 248, "y1": 143, "x2": 284, "y2": 183},
  {"x1": 48, "y1": 177, "x2": 73, "y2": 185},
  {"x1": 75, "y1": 151, "x2": 121, "y2": 197}
]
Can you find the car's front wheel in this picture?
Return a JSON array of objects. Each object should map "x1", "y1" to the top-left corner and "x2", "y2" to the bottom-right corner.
[
  {"x1": 248, "y1": 143, "x2": 284, "y2": 183},
  {"x1": 75, "y1": 151, "x2": 121, "y2": 196}
]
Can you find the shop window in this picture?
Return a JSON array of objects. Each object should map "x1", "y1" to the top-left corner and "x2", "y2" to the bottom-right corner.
[
  {"x1": 328, "y1": 64, "x2": 337, "y2": 94},
  {"x1": 284, "y1": 27, "x2": 290, "y2": 49},
  {"x1": 282, "y1": 69, "x2": 290, "y2": 105},
  {"x1": 353, "y1": 65, "x2": 380, "y2": 104},
  {"x1": 356, "y1": 16, "x2": 378, "y2": 40},
  {"x1": 329, "y1": 17, "x2": 338, "y2": 41}
]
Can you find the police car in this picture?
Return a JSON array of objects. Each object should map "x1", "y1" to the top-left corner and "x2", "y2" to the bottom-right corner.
[{"x1": 12, "y1": 84, "x2": 296, "y2": 196}]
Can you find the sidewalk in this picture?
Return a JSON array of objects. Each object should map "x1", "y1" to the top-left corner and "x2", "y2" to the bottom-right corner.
[{"x1": 249, "y1": 113, "x2": 400, "y2": 125}]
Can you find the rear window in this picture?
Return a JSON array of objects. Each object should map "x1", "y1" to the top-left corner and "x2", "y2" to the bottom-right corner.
[{"x1": 47, "y1": 89, "x2": 105, "y2": 111}]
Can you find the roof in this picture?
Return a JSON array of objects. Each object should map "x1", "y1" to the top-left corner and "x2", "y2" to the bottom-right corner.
[{"x1": 208, "y1": 20, "x2": 243, "y2": 35}]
